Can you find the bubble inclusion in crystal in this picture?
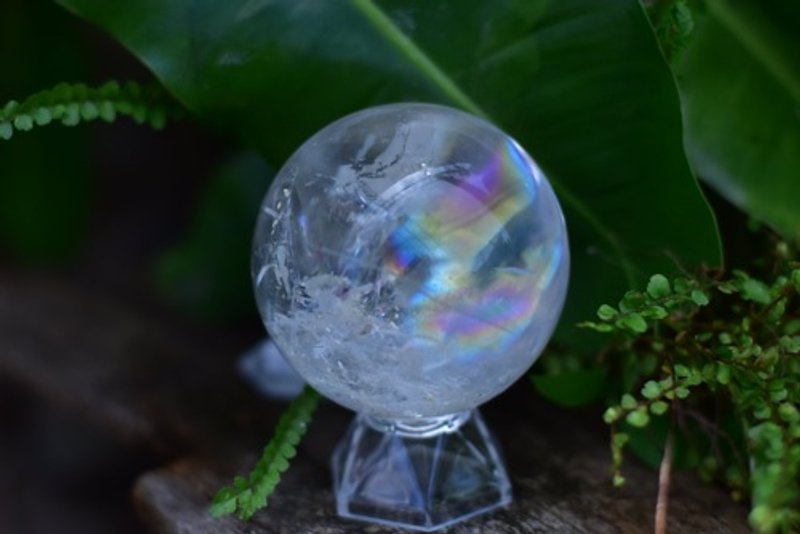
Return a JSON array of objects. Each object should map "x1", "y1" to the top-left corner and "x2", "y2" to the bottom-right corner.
[{"x1": 252, "y1": 103, "x2": 569, "y2": 419}]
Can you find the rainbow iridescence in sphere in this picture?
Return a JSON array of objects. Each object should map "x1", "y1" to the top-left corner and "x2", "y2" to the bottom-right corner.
[{"x1": 253, "y1": 104, "x2": 569, "y2": 419}]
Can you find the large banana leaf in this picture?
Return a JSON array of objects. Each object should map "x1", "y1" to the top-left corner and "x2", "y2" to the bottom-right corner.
[
  {"x1": 57, "y1": 0, "x2": 721, "y2": 346},
  {"x1": 677, "y1": 0, "x2": 800, "y2": 241}
]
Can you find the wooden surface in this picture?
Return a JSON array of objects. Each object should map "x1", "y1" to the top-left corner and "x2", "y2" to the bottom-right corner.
[{"x1": 0, "y1": 273, "x2": 750, "y2": 533}]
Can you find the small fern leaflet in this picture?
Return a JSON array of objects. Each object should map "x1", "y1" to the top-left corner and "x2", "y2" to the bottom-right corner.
[
  {"x1": 0, "y1": 81, "x2": 182, "y2": 140},
  {"x1": 210, "y1": 385, "x2": 320, "y2": 520}
]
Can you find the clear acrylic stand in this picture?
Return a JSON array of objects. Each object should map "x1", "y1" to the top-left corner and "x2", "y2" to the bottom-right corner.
[{"x1": 332, "y1": 409, "x2": 511, "y2": 531}]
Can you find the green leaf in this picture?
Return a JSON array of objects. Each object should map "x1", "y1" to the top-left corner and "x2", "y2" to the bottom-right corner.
[
  {"x1": 97, "y1": 100, "x2": 116, "y2": 122},
  {"x1": 604, "y1": 407, "x2": 621, "y2": 424},
  {"x1": 617, "y1": 313, "x2": 648, "y2": 334},
  {"x1": 621, "y1": 393, "x2": 637, "y2": 410},
  {"x1": 675, "y1": 386, "x2": 690, "y2": 399},
  {"x1": 641, "y1": 305, "x2": 668, "y2": 320},
  {"x1": 717, "y1": 363, "x2": 731, "y2": 386},
  {"x1": 619, "y1": 290, "x2": 648, "y2": 313},
  {"x1": 597, "y1": 304, "x2": 618, "y2": 321},
  {"x1": 780, "y1": 335, "x2": 800, "y2": 354},
  {"x1": 740, "y1": 278, "x2": 771, "y2": 305},
  {"x1": 753, "y1": 403, "x2": 771, "y2": 421},
  {"x1": 626, "y1": 407, "x2": 650, "y2": 428},
  {"x1": 641, "y1": 380, "x2": 662, "y2": 400},
  {"x1": 79, "y1": 101, "x2": 98, "y2": 120},
  {"x1": 766, "y1": 297, "x2": 786, "y2": 323},
  {"x1": 13, "y1": 114, "x2": 33, "y2": 131},
  {"x1": 674, "y1": 364, "x2": 691, "y2": 379},
  {"x1": 717, "y1": 281, "x2": 737, "y2": 295},
  {"x1": 649, "y1": 0, "x2": 695, "y2": 64},
  {"x1": 58, "y1": 0, "x2": 721, "y2": 350},
  {"x1": 2, "y1": 81, "x2": 178, "y2": 140},
  {"x1": 578, "y1": 321, "x2": 615, "y2": 333},
  {"x1": 676, "y1": 1, "x2": 800, "y2": 240},
  {"x1": 613, "y1": 432, "x2": 630, "y2": 447},
  {"x1": 691, "y1": 289, "x2": 709, "y2": 306},
  {"x1": 61, "y1": 103, "x2": 80, "y2": 126},
  {"x1": 647, "y1": 274, "x2": 671, "y2": 298},
  {"x1": 210, "y1": 386, "x2": 319, "y2": 520},
  {"x1": 673, "y1": 277, "x2": 691, "y2": 294},
  {"x1": 769, "y1": 388, "x2": 788, "y2": 403},
  {"x1": 650, "y1": 400, "x2": 669, "y2": 415},
  {"x1": 531, "y1": 367, "x2": 607, "y2": 408},
  {"x1": 32, "y1": 107, "x2": 52, "y2": 126},
  {"x1": 209, "y1": 493, "x2": 237, "y2": 518},
  {"x1": 777, "y1": 403, "x2": 799, "y2": 424}
]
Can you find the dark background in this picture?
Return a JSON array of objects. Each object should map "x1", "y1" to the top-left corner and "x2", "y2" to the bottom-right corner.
[{"x1": 0, "y1": 1, "x2": 262, "y2": 531}]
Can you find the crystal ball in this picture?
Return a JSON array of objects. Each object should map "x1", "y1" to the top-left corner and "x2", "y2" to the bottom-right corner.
[{"x1": 252, "y1": 103, "x2": 569, "y2": 419}]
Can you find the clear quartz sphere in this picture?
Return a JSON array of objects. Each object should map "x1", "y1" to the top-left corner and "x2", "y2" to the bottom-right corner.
[{"x1": 253, "y1": 103, "x2": 569, "y2": 419}]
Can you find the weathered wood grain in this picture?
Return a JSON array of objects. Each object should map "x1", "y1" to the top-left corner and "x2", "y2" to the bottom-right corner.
[
  {"x1": 133, "y1": 398, "x2": 750, "y2": 534},
  {"x1": 0, "y1": 274, "x2": 750, "y2": 532},
  {"x1": 0, "y1": 273, "x2": 279, "y2": 455}
]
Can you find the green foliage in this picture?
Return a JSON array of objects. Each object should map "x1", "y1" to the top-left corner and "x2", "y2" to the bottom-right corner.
[
  {"x1": 646, "y1": 0, "x2": 695, "y2": 63},
  {"x1": 587, "y1": 259, "x2": 800, "y2": 533},
  {"x1": 580, "y1": 273, "x2": 708, "y2": 336},
  {"x1": 28, "y1": 0, "x2": 796, "y2": 529},
  {"x1": 0, "y1": 0, "x2": 90, "y2": 263},
  {"x1": 674, "y1": 0, "x2": 800, "y2": 241},
  {"x1": 58, "y1": 0, "x2": 722, "y2": 352},
  {"x1": 0, "y1": 81, "x2": 180, "y2": 140},
  {"x1": 210, "y1": 386, "x2": 319, "y2": 520}
]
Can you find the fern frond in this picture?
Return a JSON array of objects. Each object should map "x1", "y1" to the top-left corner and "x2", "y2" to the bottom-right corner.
[
  {"x1": 0, "y1": 81, "x2": 182, "y2": 140},
  {"x1": 645, "y1": 0, "x2": 695, "y2": 64},
  {"x1": 210, "y1": 386, "x2": 320, "y2": 520},
  {"x1": 587, "y1": 260, "x2": 800, "y2": 532}
]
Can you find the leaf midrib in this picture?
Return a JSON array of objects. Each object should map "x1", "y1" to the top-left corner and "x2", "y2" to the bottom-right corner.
[{"x1": 350, "y1": 0, "x2": 637, "y2": 286}]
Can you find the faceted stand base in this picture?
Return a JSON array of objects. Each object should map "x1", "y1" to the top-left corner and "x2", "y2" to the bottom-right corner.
[
  {"x1": 238, "y1": 338, "x2": 304, "y2": 400},
  {"x1": 332, "y1": 410, "x2": 512, "y2": 532}
]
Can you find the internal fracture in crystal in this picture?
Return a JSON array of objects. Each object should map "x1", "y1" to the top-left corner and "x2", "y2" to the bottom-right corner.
[{"x1": 252, "y1": 103, "x2": 569, "y2": 419}]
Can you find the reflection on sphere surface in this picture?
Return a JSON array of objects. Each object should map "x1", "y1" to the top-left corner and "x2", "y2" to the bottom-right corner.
[{"x1": 253, "y1": 103, "x2": 569, "y2": 418}]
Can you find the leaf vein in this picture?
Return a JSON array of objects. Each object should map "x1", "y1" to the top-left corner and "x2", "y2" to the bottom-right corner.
[{"x1": 350, "y1": 0, "x2": 637, "y2": 286}]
